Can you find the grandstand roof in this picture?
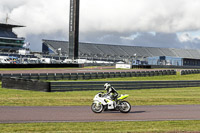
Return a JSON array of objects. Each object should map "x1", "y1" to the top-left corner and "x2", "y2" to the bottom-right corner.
[
  {"x1": 0, "y1": 23, "x2": 25, "y2": 39},
  {"x1": 42, "y1": 39, "x2": 200, "y2": 59},
  {"x1": 0, "y1": 23, "x2": 25, "y2": 28}
]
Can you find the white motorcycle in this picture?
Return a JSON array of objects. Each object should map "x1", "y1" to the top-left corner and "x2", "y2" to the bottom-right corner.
[{"x1": 91, "y1": 92, "x2": 131, "y2": 113}]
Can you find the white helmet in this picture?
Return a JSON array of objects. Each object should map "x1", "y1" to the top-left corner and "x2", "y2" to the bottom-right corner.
[{"x1": 104, "y1": 83, "x2": 111, "y2": 90}]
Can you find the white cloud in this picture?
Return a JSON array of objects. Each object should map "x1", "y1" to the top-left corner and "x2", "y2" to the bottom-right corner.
[
  {"x1": 178, "y1": 33, "x2": 191, "y2": 42},
  {"x1": 1, "y1": 0, "x2": 200, "y2": 35},
  {"x1": 80, "y1": 0, "x2": 200, "y2": 33},
  {"x1": 0, "y1": 0, "x2": 69, "y2": 36},
  {"x1": 1, "y1": 0, "x2": 200, "y2": 50},
  {"x1": 178, "y1": 32, "x2": 200, "y2": 43}
]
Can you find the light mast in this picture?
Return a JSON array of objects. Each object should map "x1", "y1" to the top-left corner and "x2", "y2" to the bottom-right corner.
[{"x1": 69, "y1": 0, "x2": 80, "y2": 60}]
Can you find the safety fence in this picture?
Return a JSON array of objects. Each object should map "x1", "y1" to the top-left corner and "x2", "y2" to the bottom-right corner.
[
  {"x1": 2, "y1": 78, "x2": 200, "y2": 92},
  {"x1": 50, "y1": 80, "x2": 200, "y2": 92},
  {"x1": 181, "y1": 69, "x2": 200, "y2": 75},
  {"x1": 0, "y1": 70, "x2": 176, "y2": 81}
]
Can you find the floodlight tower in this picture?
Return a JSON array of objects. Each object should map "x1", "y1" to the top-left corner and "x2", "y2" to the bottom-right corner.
[{"x1": 69, "y1": 0, "x2": 80, "y2": 60}]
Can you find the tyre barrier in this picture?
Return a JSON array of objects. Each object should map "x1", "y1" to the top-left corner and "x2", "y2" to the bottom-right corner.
[
  {"x1": 0, "y1": 70, "x2": 176, "y2": 81},
  {"x1": 2, "y1": 77, "x2": 50, "y2": 92},
  {"x1": 181, "y1": 70, "x2": 200, "y2": 75},
  {"x1": 2, "y1": 78, "x2": 200, "y2": 92}
]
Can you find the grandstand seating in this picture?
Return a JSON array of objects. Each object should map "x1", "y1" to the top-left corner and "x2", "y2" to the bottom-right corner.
[
  {"x1": 79, "y1": 44, "x2": 91, "y2": 54},
  {"x1": 134, "y1": 46, "x2": 153, "y2": 57},
  {"x1": 145, "y1": 47, "x2": 164, "y2": 57},
  {"x1": 42, "y1": 39, "x2": 200, "y2": 60},
  {"x1": 81, "y1": 43, "x2": 103, "y2": 55},
  {"x1": 43, "y1": 40, "x2": 69, "y2": 55},
  {"x1": 108, "y1": 45, "x2": 129, "y2": 56},
  {"x1": 159, "y1": 48, "x2": 176, "y2": 57},
  {"x1": 120, "y1": 46, "x2": 142, "y2": 56},
  {"x1": 95, "y1": 44, "x2": 116, "y2": 56},
  {"x1": 170, "y1": 48, "x2": 193, "y2": 58},
  {"x1": 186, "y1": 49, "x2": 200, "y2": 59}
]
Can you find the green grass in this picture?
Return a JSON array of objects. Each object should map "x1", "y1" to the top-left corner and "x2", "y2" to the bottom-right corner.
[
  {"x1": 1, "y1": 74, "x2": 200, "y2": 106},
  {"x1": 1, "y1": 80, "x2": 200, "y2": 106},
  {"x1": 1, "y1": 73, "x2": 200, "y2": 132},
  {"x1": 0, "y1": 121, "x2": 200, "y2": 133}
]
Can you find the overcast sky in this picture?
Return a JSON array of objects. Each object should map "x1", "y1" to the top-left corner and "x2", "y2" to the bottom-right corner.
[{"x1": 1, "y1": 0, "x2": 200, "y2": 51}]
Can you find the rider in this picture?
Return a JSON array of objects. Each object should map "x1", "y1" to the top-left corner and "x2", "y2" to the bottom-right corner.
[{"x1": 104, "y1": 83, "x2": 118, "y2": 101}]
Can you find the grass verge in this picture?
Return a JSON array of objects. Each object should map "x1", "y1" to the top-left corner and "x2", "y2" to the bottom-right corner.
[
  {"x1": 1, "y1": 81, "x2": 200, "y2": 106},
  {"x1": 1, "y1": 74, "x2": 200, "y2": 132},
  {"x1": 0, "y1": 121, "x2": 200, "y2": 133}
]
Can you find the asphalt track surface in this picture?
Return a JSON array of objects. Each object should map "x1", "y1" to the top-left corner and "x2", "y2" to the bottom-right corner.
[
  {"x1": 0, "y1": 105, "x2": 200, "y2": 123},
  {"x1": 0, "y1": 68, "x2": 196, "y2": 123},
  {"x1": 0, "y1": 67, "x2": 175, "y2": 74}
]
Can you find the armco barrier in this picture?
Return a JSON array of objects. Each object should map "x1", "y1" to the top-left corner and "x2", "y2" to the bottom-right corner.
[
  {"x1": 181, "y1": 70, "x2": 200, "y2": 75},
  {"x1": 2, "y1": 78, "x2": 200, "y2": 92},
  {"x1": 0, "y1": 70, "x2": 176, "y2": 81},
  {"x1": 50, "y1": 80, "x2": 200, "y2": 92}
]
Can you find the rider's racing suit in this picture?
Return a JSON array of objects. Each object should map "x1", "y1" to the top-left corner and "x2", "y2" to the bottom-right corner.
[{"x1": 106, "y1": 87, "x2": 118, "y2": 101}]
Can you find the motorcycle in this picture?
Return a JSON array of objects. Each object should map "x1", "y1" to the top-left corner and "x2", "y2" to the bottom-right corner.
[{"x1": 91, "y1": 92, "x2": 131, "y2": 113}]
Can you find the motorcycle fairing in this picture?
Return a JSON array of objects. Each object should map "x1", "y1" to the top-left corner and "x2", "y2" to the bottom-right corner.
[{"x1": 117, "y1": 94, "x2": 129, "y2": 100}]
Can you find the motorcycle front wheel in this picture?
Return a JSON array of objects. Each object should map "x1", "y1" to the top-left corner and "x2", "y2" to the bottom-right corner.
[
  {"x1": 91, "y1": 103, "x2": 104, "y2": 113},
  {"x1": 119, "y1": 101, "x2": 131, "y2": 113}
]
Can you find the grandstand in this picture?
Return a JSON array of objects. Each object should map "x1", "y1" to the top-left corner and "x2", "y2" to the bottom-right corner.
[
  {"x1": 42, "y1": 39, "x2": 200, "y2": 62},
  {"x1": 0, "y1": 23, "x2": 25, "y2": 52}
]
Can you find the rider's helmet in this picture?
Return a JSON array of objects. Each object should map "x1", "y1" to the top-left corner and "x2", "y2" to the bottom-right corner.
[{"x1": 104, "y1": 83, "x2": 111, "y2": 90}]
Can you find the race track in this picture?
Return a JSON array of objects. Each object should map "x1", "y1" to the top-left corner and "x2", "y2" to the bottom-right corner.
[
  {"x1": 0, "y1": 67, "x2": 173, "y2": 74},
  {"x1": 0, "y1": 105, "x2": 200, "y2": 123}
]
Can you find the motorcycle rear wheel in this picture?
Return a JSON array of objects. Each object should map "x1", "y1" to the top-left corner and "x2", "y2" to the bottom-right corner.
[
  {"x1": 119, "y1": 101, "x2": 131, "y2": 113},
  {"x1": 91, "y1": 103, "x2": 104, "y2": 113}
]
